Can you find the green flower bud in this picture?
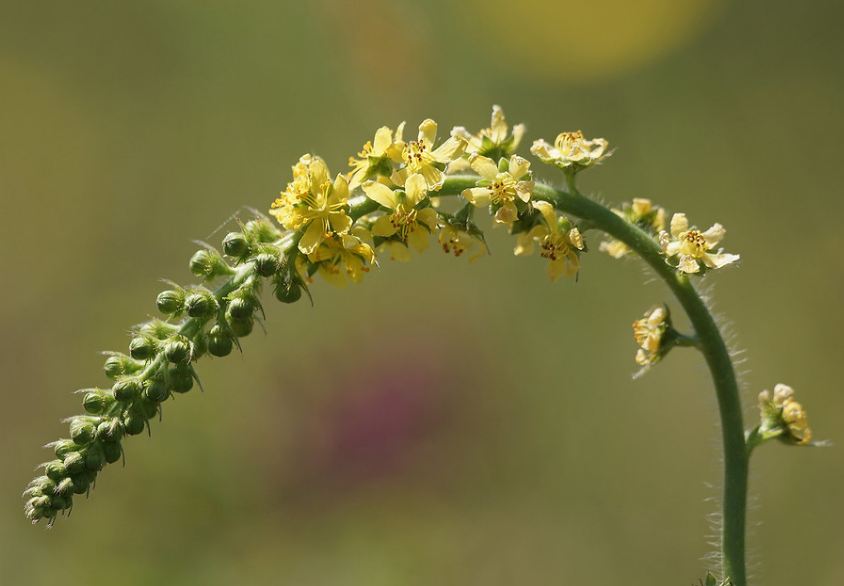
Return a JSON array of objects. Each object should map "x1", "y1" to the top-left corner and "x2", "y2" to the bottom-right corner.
[
  {"x1": 192, "y1": 333, "x2": 208, "y2": 359},
  {"x1": 156, "y1": 289, "x2": 185, "y2": 315},
  {"x1": 222, "y1": 232, "x2": 250, "y2": 259},
  {"x1": 96, "y1": 418, "x2": 124, "y2": 443},
  {"x1": 139, "y1": 319, "x2": 179, "y2": 340},
  {"x1": 275, "y1": 280, "x2": 302, "y2": 304},
  {"x1": 190, "y1": 248, "x2": 233, "y2": 280},
  {"x1": 207, "y1": 325, "x2": 233, "y2": 357},
  {"x1": 49, "y1": 439, "x2": 79, "y2": 459},
  {"x1": 45, "y1": 460, "x2": 67, "y2": 481},
  {"x1": 62, "y1": 451, "x2": 85, "y2": 475},
  {"x1": 54, "y1": 477, "x2": 75, "y2": 495},
  {"x1": 254, "y1": 252, "x2": 279, "y2": 277},
  {"x1": 102, "y1": 441, "x2": 122, "y2": 464},
  {"x1": 113, "y1": 377, "x2": 143, "y2": 402},
  {"x1": 69, "y1": 418, "x2": 97, "y2": 445},
  {"x1": 122, "y1": 412, "x2": 146, "y2": 436},
  {"x1": 137, "y1": 398, "x2": 159, "y2": 419},
  {"x1": 229, "y1": 316, "x2": 254, "y2": 337},
  {"x1": 227, "y1": 297, "x2": 255, "y2": 320},
  {"x1": 84, "y1": 444, "x2": 106, "y2": 471},
  {"x1": 50, "y1": 493, "x2": 72, "y2": 512},
  {"x1": 28, "y1": 476, "x2": 57, "y2": 496},
  {"x1": 69, "y1": 473, "x2": 91, "y2": 494},
  {"x1": 82, "y1": 388, "x2": 115, "y2": 415},
  {"x1": 26, "y1": 495, "x2": 52, "y2": 514},
  {"x1": 168, "y1": 364, "x2": 194, "y2": 393},
  {"x1": 164, "y1": 336, "x2": 192, "y2": 364},
  {"x1": 129, "y1": 335, "x2": 158, "y2": 361},
  {"x1": 143, "y1": 377, "x2": 170, "y2": 402},
  {"x1": 185, "y1": 290, "x2": 218, "y2": 318},
  {"x1": 103, "y1": 353, "x2": 142, "y2": 380},
  {"x1": 244, "y1": 218, "x2": 280, "y2": 243}
]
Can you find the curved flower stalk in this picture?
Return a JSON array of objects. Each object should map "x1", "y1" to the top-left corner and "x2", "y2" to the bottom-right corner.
[{"x1": 24, "y1": 106, "x2": 821, "y2": 586}]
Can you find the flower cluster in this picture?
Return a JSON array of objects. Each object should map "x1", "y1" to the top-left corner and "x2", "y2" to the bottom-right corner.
[
  {"x1": 600, "y1": 198, "x2": 666, "y2": 259},
  {"x1": 25, "y1": 106, "x2": 753, "y2": 525},
  {"x1": 632, "y1": 305, "x2": 670, "y2": 366},
  {"x1": 757, "y1": 384, "x2": 813, "y2": 445},
  {"x1": 659, "y1": 213, "x2": 740, "y2": 274}
]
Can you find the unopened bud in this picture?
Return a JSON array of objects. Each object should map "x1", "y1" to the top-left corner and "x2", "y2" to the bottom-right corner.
[
  {"x1": 244, "y1": 219, "x2": 280, "y2": 243},
  {"x1": 164, "y1": 336, "x2": 193, "y2": 364},
  {"x1": 143, "y1": 377, "x2": 170, "y2": 402},
  {"x1": 103, "y1": 353, "x2": 142, "y2": 380},
  {"x1": 96, "y1": 418, "x2": 124, "y2": 443},
  {"x1": 82, "y1": 388, "x2": 115, "y2": 415},
  {"x1": 254, "y1": 252, "x2": 279, "y2": 277},
  {"x1": 185, "y1": 290, "x2": 218, "y2": 318},
  {"x1": 207, "y1": 325, "x2": 233, "y2": 357},
  {"x1": 156, "y1": 289, "x2": 185, "y2": 315},
  {"x1": 122, "y1": 413, "x2": 146, "y2": 436},
  {"x1": 229, "y1": 316, "x2": 254, "y2": 337},
  {"x1": 113, "y1": 377, "x2": 143, "y2": 402},
  {"x1": 168, "y1": 364, "x2": 194, "y2": 393},
  {"x1": 102, "y1": 441, "x2": 122, "y2": 464},
  {"x1": 223, "y1": 232, "x2": 250, "y2": 259},
  {"x1": 62, "y1": 451, "x2": 85, "y2": 475},
  {"x1": 275, "y1": 280, "x2": 302, "y2": 304},
  {"x1": 129, "y1": 335, "x2": 158, "y2": 361},
  {"x1": 84, "y1": 444, "x2": 105, "y2": 472},
  {"x1": 227, "y1": 297, "x2": 255, "y2": 320},
  {"x1": 69, "y1": 418, "x2": 97, "y2": 445},
  {"x1": 45, "y1": 460, "x2": 67, "y2": 481}
]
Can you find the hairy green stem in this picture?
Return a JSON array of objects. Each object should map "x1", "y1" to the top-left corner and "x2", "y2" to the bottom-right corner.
[{"x1": 438, "y1": 175, "x2": 748, "y2": 586}]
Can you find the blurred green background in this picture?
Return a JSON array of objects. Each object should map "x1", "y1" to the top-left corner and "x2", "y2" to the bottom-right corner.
[{"x1": 2, "y1": 0, "x2": 842, "y2": 584}]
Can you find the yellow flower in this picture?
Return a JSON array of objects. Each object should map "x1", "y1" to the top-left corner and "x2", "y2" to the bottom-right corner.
[
  {"x1": 392, "y1": 119, "x2": 467, "y2": 190},
  {"x1": 462, "y1": 154, "x2": 534, "y2": 225},
  {"x1": 599, "y1": 198, "x2": 667, "y2": 259},
  {"x1": 307, "y1": 229, "x2": 376, "y2": 287},
  {"x1": 362, "y1": 173, "x2": 439, "y2": 254},
  {"x1": 514, "y1": 201, "x2": 584, "y2": 281},
  {"x1": 632, "y1": 306, "x2": 668, "y2": 366},
  {"x1": 450, "y1": 105, "x2": 526, "y2": 159},
  {"x1": 530, "y1": 130, "x2": 610, "y2": 171},
  {"x1": 347, "y1": 123, "x2": 406, "y2": 190},
  {"x1": 758, "y1": 384, "x2": 813, "y2": 445},
  {"x1": 659, "y1": 213, "x2": 740, "y2": 274},
  {"x1": 269, "y1": 154, "x2": 352, "y2": 255},
  {"x1": 438, "y1": 224, "x2": 487, "y2": 262}
]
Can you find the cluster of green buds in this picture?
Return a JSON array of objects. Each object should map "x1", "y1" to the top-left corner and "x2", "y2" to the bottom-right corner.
[{"x1": 23, "y1": 216, "x2": 297, "y2": 525}]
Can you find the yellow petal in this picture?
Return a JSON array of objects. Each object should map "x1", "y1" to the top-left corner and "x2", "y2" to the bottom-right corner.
[
  {"x1": 418, "y1": 118, "x2": 437, "y2": 146},
  {"x1": 463, "y1": 187, "x2": 492, "y2": 207},
  {"x1": 417, "y1": 207, "x2": 439, "y2": 230},
  {"x1": 372, "y1": 126, "x2": 393, "y2": 156},
  {"x1": 470, "y1": 155, "x2": 499, "y2": 179},
  {"x1": 362, "y1": 181, "x2": 398, "y2": 209},
  {"x1": 702, "y1": 223, "x2": 726, "y2": 248},
  {"x1": 298, "y1": 220, "x2": 325, "y2": 255},
  {"x1": 407, "y1": 225, "x2": 429, "y2": 252},
  {"x1": 331, "y1": 174, "x2": 349, "y2": 202},
  {"x1": 328, "y1": 212, "x2": 352, "y2": 234},
  {"x1": 494, "y1": 202, "x2": 518, "y2": 224},
  {"x1": 508, "y1": 155, "x2": 530, "y2": 180},
  {"x1": 670, "y1": 213, "x2": 688, "y2": 238},
  {"x1": 372, "y1": 214, "x2": 398, "y2": 237},
  {"x1": 431, "y1": 136, "x2": 467, "y2": 163},
  {"x1": 532, "y1": 200, "x2": 557, "y2": 231},
  {"x1": 703, "y1": 252, "x2": 740, "y2": 269},
  {"x1": 404, "y1": 173, "x2": 428, "y2": 206}
]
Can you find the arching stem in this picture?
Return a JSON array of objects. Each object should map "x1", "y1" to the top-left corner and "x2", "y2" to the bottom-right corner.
[{"x1": 435, "y1": 176, "x2": 749, "y2": 586}]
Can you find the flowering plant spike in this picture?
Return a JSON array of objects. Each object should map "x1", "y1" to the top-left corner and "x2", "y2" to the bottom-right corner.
[{"x1": 24, "y1": 107, "x2": 820, "y2": 586}]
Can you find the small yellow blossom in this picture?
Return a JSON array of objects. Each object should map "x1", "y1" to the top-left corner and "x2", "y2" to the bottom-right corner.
[
  {"x1": 632, "y1": 306, "x2": 669, "y2": 366},
  {"x1": 362, "y1": 173, "x2": 439, "y2": 254},
  {"x1": 438, "y1": 224, "x2": 487, "y2": 262},
  {"x1": 462, "y1": 155, "x2": 534, "y2": 224},
  {"x1": 392, "y1": 119, "x2": 467, "y2": 190},
  {"x1": 270, "y1": 154, "x2": 352, "y2": 255},
  {"x1": 307, "y1": 229, "x2": 376, "y2": 287},
  {"x1": 348, "y1": 123, "x2": 406, "y2": 190},
  {"x1": 600, "y1": 198, "x2": 667, "y2": 259},
  {"x1": 450, "y1": 105, "x2": 526, "y2": 159},
  {"x1": 530, "y1": 130, "x2": 611, "y2": 171},
  {"x1": 758, "y1": 384, "x2": 813, "y2": 445},
  {"x1": 514, "y1": 201, "x2": 584, "y2": 281},
  {"x1": 659, "y1": 213, "x2": 740, "y2": 274}
]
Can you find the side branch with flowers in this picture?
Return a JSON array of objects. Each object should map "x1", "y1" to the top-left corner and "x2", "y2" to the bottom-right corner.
[{"x1": 24, "y1": 107, "x2": 820, "y2": 586}]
